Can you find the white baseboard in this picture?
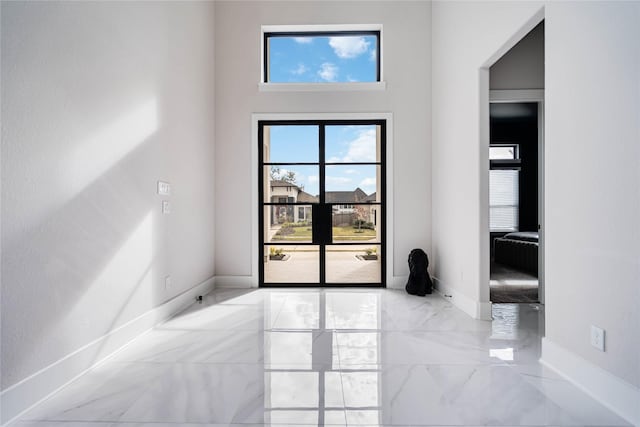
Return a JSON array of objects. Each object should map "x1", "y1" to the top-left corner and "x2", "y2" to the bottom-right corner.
[
  {"x1": 0, "y1": 276, "x2": 215, "y2": 426},
  {"x1": 477, "y1": 300, "x2": 493, "y2": 321},
  {"x1": 433, "y1": 277, "x2": 492, "y2": 321},
  {"x1": 540, "y1": 337, "x2": 639, "y2": 426},
  {"x1": 213, "y1": 275, "x2": 256, "y2": 288},
  {"x1": 386, "y1": 275, "x2": 408, "y2": 290},
  {"x1": 212, "y1": 275, "x2": 406, "y2": 289}
]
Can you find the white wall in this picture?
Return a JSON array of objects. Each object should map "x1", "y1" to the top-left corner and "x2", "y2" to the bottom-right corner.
[
  {"x1": 214, "y1": 1, "x2": 431, "y2": 284},
  {"x1": 431, "y1": 1, "x2": 544, "y2": 312},
  {"x1": 1, "y1": 0, "x2": 215, "y2": 416},
  {"x1": 432, "y1": 0, "x2": 639, "y2": 419},
  {"x1": 544, "y1": 1, "x2": 639, "y2": 388},
  {"x1": 490, "y1": 21, "x2": 544, "y2": 90}
]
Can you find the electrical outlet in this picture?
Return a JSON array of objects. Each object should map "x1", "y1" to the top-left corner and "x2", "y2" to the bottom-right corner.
[
  {"x1": 162, "y1": 200, "x2": 171, "y2": 214},
  {"x1": 157, "y1": 181, "x2": 171, "y2": 196},
  {"x1": 590, "y1": 325, "x2": 605, "y2": 352},
  {"x1": 165, "y1": 276, "x2": 172, "y2": 290}
]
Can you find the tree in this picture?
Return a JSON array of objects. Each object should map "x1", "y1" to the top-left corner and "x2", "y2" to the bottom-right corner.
[
  {"x1": 270, "y1": 166, "x2": 298, "y2": 185},
  {"x1": 353, "y1": 205, "x2": 369, "y2": 233},
  {"x1": 283, "y1": 170, "x2": 297, "y2": 184},
  {"x1": 269, "y1": 166, "x2": 281, "y2": 181}
]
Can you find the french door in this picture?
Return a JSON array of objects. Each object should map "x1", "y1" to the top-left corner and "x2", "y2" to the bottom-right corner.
[{"x1": 259, "y1": 120, "x2": 386, "y2": 287}]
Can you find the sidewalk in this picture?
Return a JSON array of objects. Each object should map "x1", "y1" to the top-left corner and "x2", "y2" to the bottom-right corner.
[{"x1": 264, "y1": 247, "x2": 381, "y2": 283}]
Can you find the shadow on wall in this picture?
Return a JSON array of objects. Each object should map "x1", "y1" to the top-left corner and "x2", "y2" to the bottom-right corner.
[{"x1": 1, "y1": 98, "x2": 170, "y2": 389}]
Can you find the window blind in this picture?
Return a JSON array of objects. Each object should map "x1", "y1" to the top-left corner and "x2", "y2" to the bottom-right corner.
[{"x1": 490, "y1": 169, "x2": 519, "y2": 231}]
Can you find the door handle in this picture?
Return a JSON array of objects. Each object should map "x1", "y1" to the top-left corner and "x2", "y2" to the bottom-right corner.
[
  {"x1": 324, "y1": 204, "x2": 333, "y2": 244},
  {"x1": 311, "y1": 204, "x2": 332, "y2": 245},
  {"x1": 312, "y1": 204, "x2": 321, "y2": 244}
]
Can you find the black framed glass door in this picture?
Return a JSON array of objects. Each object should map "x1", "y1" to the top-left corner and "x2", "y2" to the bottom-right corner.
[{"x1": 259, "y1": 120, "x2": 386, "y2": 287}]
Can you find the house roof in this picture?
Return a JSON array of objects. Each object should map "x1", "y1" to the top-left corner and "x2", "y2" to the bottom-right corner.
[
  {"x1": 270, "y1": 180, "x2": 373, "y2": 204},
  {"x1": 270, "y1": 179, "x2": 298, "y2": 187},
  {"x1": 363, "y1": 192, "x2": 377, "y2": 202},
  {"x1": 297, "y1": 190, "x2": 319, "y2": 203},
  {"x1": 325, "y1": 191, "x2": 355, "y2": 203},
  {"x1": 325, "y1": 187, "x2": 370, "y2": 203}
]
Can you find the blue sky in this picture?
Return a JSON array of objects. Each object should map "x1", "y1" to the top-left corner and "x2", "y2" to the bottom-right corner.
[
  {"x1": 267, "y1": 125, "x2": 378, "y2": 196},
  {"x1": 268, "y1": 35, "x2": 377, "y2": 83}
]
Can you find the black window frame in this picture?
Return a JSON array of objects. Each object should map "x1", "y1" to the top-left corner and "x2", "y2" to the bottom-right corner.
[{"x1": 263, "y1": 30, "x2": 382, "y2": 83}]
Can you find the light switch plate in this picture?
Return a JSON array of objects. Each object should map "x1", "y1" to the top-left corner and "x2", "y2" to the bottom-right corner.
[{"x1": 157, "y1": 181, "x2": 171, "y2": 196}]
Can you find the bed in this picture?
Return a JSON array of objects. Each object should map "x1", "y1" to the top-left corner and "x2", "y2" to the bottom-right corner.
[{"x1": 493, "y1": 231, "x2": 538, "y2": 276}]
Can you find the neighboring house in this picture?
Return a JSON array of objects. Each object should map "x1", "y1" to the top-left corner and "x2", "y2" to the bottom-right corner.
[
  {"x1": 325, "y1": 187, "x2": 368, "y2": 213},
  {"x1": 269, "y1": 180, "x2": 316, "y2": 224},
  {"x1": 364, "y1": 192, "x2": 378, "y2": 226},
  {"x1": 269, "y1": 179, "x2": 378, "y2": 226},
  {"x1": 325, "y1": 188, "x2": 378, "y2": 227}
]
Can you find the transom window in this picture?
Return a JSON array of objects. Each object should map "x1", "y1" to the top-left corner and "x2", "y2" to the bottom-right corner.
[
  {"x1": 263, "y1": 27, "x2": 381, "y2": 84},
  {"x1": 490, "y1": 144, "x2": 519, "y2": 160}
]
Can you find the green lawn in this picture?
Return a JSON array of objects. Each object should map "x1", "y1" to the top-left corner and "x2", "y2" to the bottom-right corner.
[
  {"x1": 333, "y1": 226, "x2": 377, "y2": 241},
  {"x1": 272, "y1": 225, "x2": 376, "y2": 241}
]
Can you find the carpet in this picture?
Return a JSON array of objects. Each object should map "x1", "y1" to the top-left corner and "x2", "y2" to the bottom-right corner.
[{"x1": 490, "y1": 260, "x2": 539, "y2": 304}]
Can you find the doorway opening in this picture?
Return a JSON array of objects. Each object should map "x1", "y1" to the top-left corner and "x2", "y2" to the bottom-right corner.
[
  {"x1": 258, "y1": 120, "x2": 386, "y2": 287},
  {"x1": 486, "y1": 20, "x2": 545, "y2": 305},
  {"x1": 489, "y1": 100, "x2": 543, "y2": 303}
]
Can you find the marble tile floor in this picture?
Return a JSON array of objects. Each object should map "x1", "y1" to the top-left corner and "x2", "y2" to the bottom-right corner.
[{"x1": 13, "y1": 288, "x2": 630, "y2": 427}]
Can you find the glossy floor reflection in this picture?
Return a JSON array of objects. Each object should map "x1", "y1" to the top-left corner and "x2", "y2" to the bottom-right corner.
[{"x1": 15, "y1": 288, "x2": 630, "y2": 427}]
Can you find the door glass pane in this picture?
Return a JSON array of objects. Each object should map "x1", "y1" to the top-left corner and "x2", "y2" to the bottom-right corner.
[
  {"x1": 325, "y1": 125, "x2": 380, "y2": 163},
  {"x1": 263, "y1": 125, "x2": 319, "y2": 163},
  {"x1": 331, "y1": 204, "x2": 379, "y2": 244},
  {"x1": 325, "y1": 165, "x2": 379, "y2": 203},
  {"x1": 265, "y1": 245, "x2": 320, "y2": 284},
  {"x1": 264, "y1": 165, "x2": 319, "y2": 203},
  {"x1": 325, "y1": 244, "x2": 381, "y2": 284},
  {"x1": 264, "y1": 205, "x2": 313, "y2": 243}
]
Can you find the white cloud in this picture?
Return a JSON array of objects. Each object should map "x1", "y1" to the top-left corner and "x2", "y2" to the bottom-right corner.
[
  {"x1": 318, "y1": 62, "x2": 338, "y2": 82},
  {"x1": 326, "y1": 176, "x2": 352, "y2": 185},
  {"x1": 291, "y1": 63, "x2": 308, "y2": 75},
  {"x1": 344, "y1": 169, "x2": 358, "y2": 175},
  {"x1": 370, "y1": 48, "x2": 377, "y2": 61},
  {"x1": 293, "y1": 37, "x2": 313, "y2": 44},
  {"x1": 360, "y1": 177, "x2": 376, "y2": 189},
  {"x1": 329, "y1": 36, "x2": 370, "y2": 59},
  {"x1": 308, "y1": 175, "x2": 319, "y2": 184},
  {"x1": 342, "y1": 129, "x2": 377, "y2": 162}
]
